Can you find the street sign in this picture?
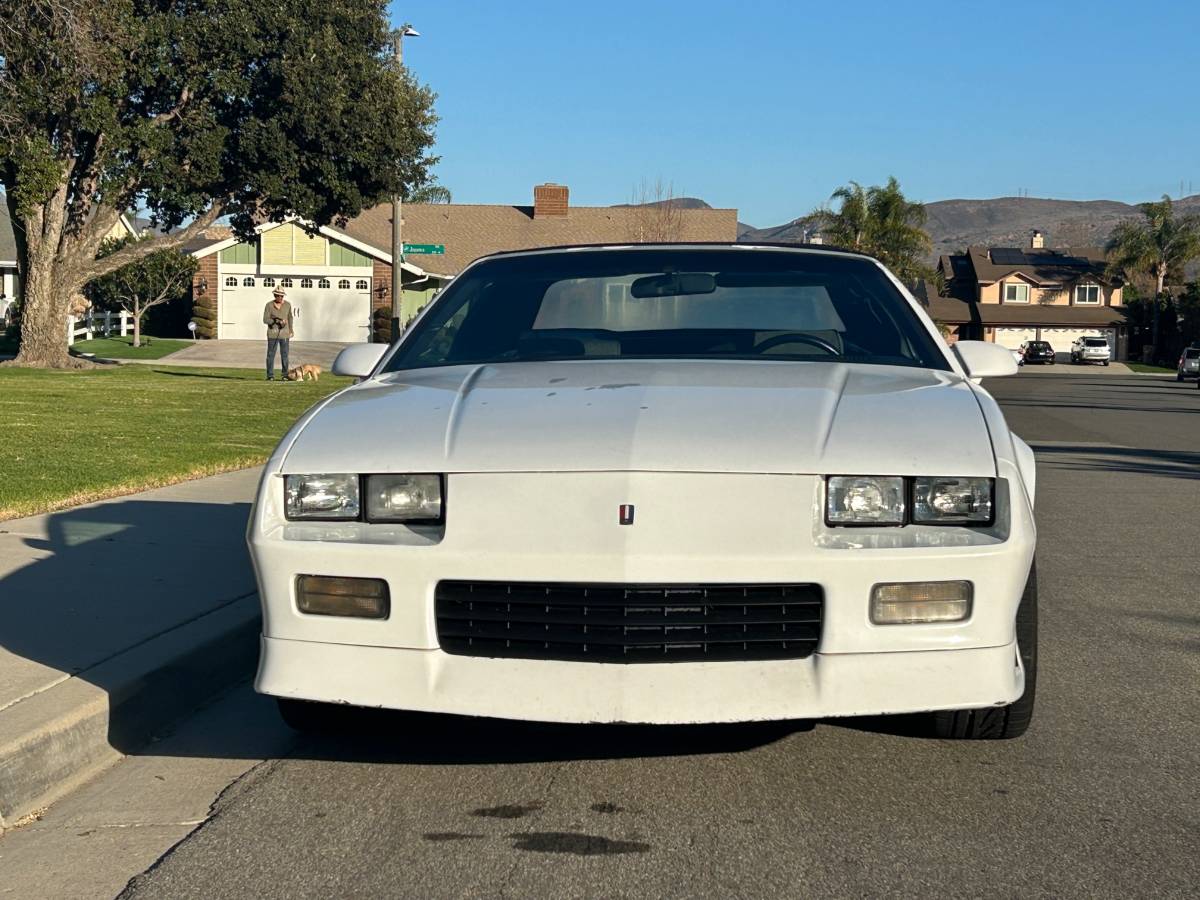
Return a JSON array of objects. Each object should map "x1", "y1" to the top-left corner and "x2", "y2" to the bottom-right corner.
[{"x1": 402, "y1": 243, "x2": 445, "y2": 255}]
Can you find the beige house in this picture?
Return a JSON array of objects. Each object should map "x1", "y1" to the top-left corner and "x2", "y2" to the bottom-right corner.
[{"x1": 929, "y1": 232, "x2": 1127, "y2": 359}]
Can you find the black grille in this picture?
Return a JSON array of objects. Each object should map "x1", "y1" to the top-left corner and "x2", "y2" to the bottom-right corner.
[{"x1": 435, "y1": 581, "x2": 822, "y2": 663}]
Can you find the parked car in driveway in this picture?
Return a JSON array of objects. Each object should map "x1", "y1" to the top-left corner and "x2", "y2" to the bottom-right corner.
[
  {"x1": 250, "y1": 244, "x2": 1037, "y2": 740},
  {"x1": 1071, "y1": 336, "x2": 1111, "y2": 365},
  {"x1": 1177, "y1": 347, "x2": 1200, "y2": 381},
  {"x1": 1075, "y1": 336, "x2": 1108, "y2": 364},
  {"x1": 1019, "y1": 340, "x2": 1056, "y2": 365}
]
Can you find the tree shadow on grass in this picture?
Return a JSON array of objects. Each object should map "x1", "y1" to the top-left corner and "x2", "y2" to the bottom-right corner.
[{"x1": 150, "y1": 369, "x2": 260, "y2": 380}]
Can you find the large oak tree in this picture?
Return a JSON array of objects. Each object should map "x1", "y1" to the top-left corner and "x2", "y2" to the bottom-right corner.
[{"x1": 0, "y1": 0, "x2": 437, "y2": 367}]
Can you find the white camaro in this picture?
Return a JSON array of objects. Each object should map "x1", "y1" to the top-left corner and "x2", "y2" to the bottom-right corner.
[{"x1": 249, "y1": 244, "x2": 1037, "y2": 740}]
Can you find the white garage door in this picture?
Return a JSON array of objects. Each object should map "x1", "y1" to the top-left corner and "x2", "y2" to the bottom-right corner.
[
  {"x1": 1040, "y1": 327, "x2": 1112, "y2": 356},
  {"x1": 220, "y1": 276, "x2": 372, "y2": 342},
  {"x1": 994, "y1": 327, "x2": 1037, "y2": 349}
]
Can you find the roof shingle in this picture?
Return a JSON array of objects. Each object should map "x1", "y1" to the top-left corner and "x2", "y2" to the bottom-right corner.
[
  {"x1": 337, "y1": 202, "x2": 740, "y2": 276},
  {"x1": 965, "y1": 245, "x2": 1111, "y2": 286}
]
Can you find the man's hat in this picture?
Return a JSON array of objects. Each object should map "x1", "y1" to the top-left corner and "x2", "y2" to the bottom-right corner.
[{"x1": 272, "y1": 287, "x2": 285, "y2": 298}]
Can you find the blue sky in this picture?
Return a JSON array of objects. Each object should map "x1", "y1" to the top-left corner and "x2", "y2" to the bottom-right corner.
[{"x1": 390, "y1": 0, "x2": 1200, "y2": 226}]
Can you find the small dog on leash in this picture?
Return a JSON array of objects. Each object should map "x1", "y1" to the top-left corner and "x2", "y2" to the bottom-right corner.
[{"x1": 286, "y1": 364, "x2": 322, "y2": 382}]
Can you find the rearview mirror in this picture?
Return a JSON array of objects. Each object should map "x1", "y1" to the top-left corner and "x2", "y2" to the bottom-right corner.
[
  {"x1": 332, "y1": 344, "x2": 388, "y2": 378},
  {"x1": 953, "y1": 340, "x2": 1018, "y2": 380},
  {"x1": 629, "y1": 272, "x2": 716, "y2": 299}
]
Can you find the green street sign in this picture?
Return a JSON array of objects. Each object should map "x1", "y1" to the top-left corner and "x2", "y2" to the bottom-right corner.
[{"x1": 402, "y1": 243, "x2": 445, "y2": 255}]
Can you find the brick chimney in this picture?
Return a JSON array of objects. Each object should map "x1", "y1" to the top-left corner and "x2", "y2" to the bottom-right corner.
[
  {"x1": 533, "y1": 183, "x2": 569, "y2": 218},
  {"x1": 1030, "y1": 230, "x2": 1045, "y2": 249}
]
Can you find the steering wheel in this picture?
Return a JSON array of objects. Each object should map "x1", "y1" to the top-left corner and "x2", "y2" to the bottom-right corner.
[{"x1": 751, "y1": 333, "x2": 841, "y2": 357}]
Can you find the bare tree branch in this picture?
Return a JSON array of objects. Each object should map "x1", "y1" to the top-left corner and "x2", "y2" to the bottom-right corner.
[
  {"x1": 78, "y1": 203, "x2": 225, "y2": 283},
  {"x1": 626, "y1": 178, "x2": 685, "y2": 243},
  {"x1": 150, "y1": 86, "x2": 192, "y2": 126}
]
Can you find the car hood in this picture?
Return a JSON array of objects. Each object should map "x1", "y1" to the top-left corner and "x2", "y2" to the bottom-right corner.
[{"x1": 282, "y1": 360, "x2": 996, "y2": 476}]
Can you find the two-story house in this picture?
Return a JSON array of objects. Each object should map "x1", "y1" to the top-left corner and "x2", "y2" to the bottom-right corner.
[{"x1": 925, "y1": 231, "x2": 1127, "y2": 360}]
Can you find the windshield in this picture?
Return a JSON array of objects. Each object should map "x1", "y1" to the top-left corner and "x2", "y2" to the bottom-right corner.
[
  {"x1": 1029, "y1": 342, "x2": 1051, "y2": 350},
  {"x1": 384, "y1": 249, "x2": 949, "y2": 372},
  {"x1": 1083, "y1": 338, "x2": 1109, "y2": 347}
]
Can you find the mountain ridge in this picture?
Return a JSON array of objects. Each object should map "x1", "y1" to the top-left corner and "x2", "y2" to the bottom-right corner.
[{"x1": 737, "y1": 194, "x2": 1200, "y2": 259}]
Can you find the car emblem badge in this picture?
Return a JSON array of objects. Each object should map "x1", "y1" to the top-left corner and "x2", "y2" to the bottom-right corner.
[{"x1": 619, "y1": 504, "x2": 635, "y2": 525}]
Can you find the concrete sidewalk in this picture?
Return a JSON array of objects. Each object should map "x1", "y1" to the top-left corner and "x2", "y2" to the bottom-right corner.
[
  {"x1": 0, "y1": 469, "x2": 263, "y2": 830},
  {"x1": 126, "y1": 339, "x2": 352, "y2": 370}
]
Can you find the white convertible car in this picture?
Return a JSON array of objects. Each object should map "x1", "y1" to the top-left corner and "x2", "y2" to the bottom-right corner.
[{"x1": 249, "y1": 244, "x2": 1037, "y2": 740}]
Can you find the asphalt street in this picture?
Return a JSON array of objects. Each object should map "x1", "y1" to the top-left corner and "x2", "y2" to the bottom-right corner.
[{"x1": 116, "y1": 370, "x2": 1199, "y2": 899}]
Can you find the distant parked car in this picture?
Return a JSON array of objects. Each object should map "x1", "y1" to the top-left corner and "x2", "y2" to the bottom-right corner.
[
  {"x1": 1019, "y1": 340, "x2": 1056, "y2": 365},
  {"x1": 1177, "y1": 347, "x2": 1200, "y2": 381},
  {"x1": 1070, "y1": 336, "x2": 1111, "y2": 366},
  {"x1": 1011, "y1": 349, "x2": 1024, "y2": 367}
]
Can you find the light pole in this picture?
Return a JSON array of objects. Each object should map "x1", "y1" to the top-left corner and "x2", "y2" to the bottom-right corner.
[{"x1": 391, "y1": 24, "x2": 419, "y2": 341}]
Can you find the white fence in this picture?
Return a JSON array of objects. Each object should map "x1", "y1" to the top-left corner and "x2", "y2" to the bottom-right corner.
[{"x1": 67, "y1": 310, "x2": 131, "y2": 345}]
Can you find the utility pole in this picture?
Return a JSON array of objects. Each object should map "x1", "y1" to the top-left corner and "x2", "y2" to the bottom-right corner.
[{"x1": 390, "y1": 25, "x2": 419, "y2": 341}]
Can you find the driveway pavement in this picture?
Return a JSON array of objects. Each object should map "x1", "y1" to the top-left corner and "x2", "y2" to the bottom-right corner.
[{"x1": 144, "y1": 340, "x2": 354, "y2": 370}]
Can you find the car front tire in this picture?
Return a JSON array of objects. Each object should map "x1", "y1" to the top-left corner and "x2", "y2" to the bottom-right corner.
[{"x1": 931, "y1": 560, "x2": 1037, "y2": 740}]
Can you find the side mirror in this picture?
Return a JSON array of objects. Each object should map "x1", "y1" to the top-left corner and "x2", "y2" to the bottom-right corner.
[
  {"x1": 332, "y1": 344, "x2": 388, "y2": 378},
  {"x1": 953, "y1": 340, "x2": 1018, "y2": 380}
]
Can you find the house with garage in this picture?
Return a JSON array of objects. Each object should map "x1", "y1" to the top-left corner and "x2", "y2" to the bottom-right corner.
[
  {"x1": 184, "y1": 183, "x2": 739, "y2": 343},
  {"x1": 929, "y1": 232, "x2": 1127, "y2": 359},
  {"x1": 183, "y1": 219, "x2": 434, "y2": 343}
]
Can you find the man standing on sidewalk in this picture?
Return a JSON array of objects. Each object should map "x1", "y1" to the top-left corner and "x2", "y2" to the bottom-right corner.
[{"x1": 263, "y1": 287, "x2": 293, "y2": 381}]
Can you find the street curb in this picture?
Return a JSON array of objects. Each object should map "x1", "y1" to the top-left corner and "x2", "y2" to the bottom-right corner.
[{"x1": 0, "y1": 596, "x2": 260, "y2": 830}]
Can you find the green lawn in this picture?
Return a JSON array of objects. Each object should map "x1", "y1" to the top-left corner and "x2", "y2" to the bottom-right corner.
[
  {"x1": 1125, "y1": 362, "x2": 1177, "y2": 374},
  {"x1": 71, "y1": 335, "x2": 193, "y2": 359},
  {"x1": 0, "y1": 365, "x2": 351, "y2": 520}
]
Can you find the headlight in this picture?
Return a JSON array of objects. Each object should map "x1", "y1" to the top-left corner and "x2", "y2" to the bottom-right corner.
[
  {"x1": 913, "y1": 477, "x2": 993, "y2": 524},
  {"x1": 365, "y1": 474, "x2": 443, "y2": 522},
  {"x1": 285, "y1": 474, "x2": 360, "y2": 520},
  {"x1": 825, "y1": 476, "x2": 995, "y2": 526},
  {"x1": 826, "y1": 476, "x2": 906, "y2": 525}
]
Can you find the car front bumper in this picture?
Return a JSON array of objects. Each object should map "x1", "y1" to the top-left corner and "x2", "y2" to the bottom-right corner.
[
  {"x1": 256, "y1": 636, "x2": 1023, "y2": 724},
  {"x1": 250, "y1": 470, "x2": 1035, "y2": 724}
]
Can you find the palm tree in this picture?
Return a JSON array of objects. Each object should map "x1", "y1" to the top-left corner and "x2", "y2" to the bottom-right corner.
[
  {"x1": 865, "y1": 177, "x2": 933, "y2": 282},
  {"x1": 820, "y1": 181, "x2": 871, "y2": 250},
  {"x1": 1106, "y1": 196, "x2": 1200, "y2": 358},
  {"x1": 814, "y1": 177, "x2": 932, "y2": 282}
]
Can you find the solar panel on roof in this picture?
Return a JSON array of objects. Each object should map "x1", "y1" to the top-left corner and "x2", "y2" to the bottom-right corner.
[{"x1": 990, "y1": 248, "x2": 1025, "y2": 265}]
